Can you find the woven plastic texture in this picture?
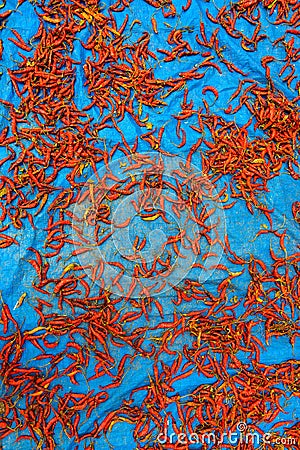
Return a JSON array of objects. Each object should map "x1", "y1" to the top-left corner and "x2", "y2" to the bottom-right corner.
[{"x1": 0, "y1": 0, "x2": 299, "y2": 449}]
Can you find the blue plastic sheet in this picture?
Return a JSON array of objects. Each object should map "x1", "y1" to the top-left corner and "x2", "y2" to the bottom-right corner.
[{"x1": 0, "y1": 0, "x2": 299, "y2": 449}]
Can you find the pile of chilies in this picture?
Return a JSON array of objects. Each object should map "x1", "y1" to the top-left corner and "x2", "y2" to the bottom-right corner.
[{"x1": 0, "y1": 0, "x2": 299, "y2": 449}]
